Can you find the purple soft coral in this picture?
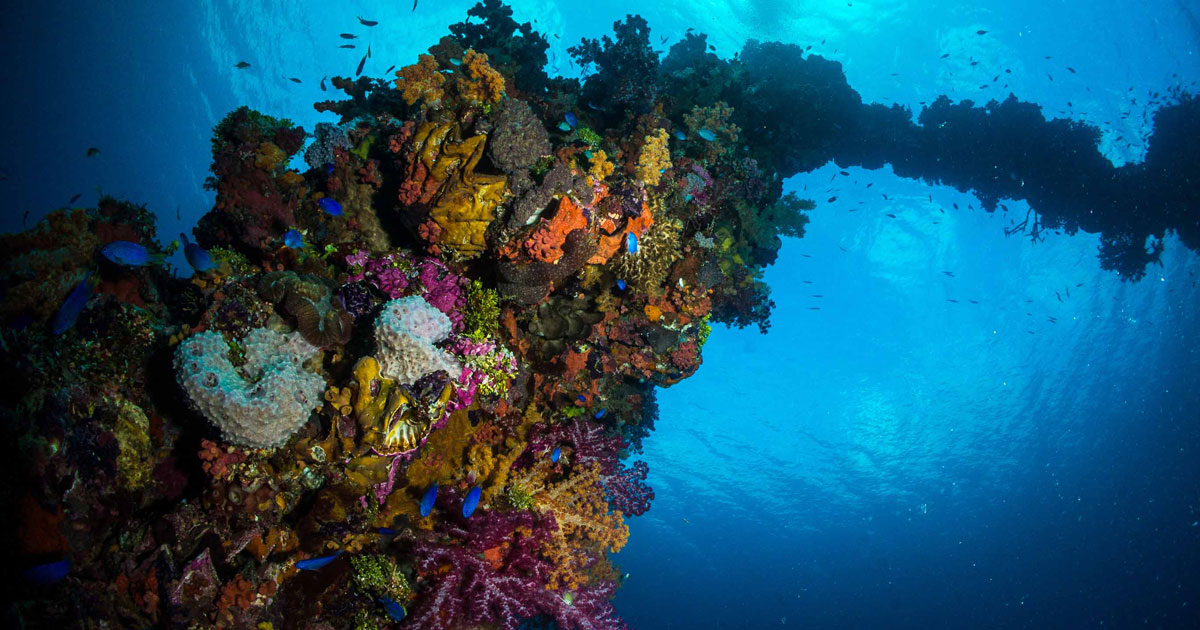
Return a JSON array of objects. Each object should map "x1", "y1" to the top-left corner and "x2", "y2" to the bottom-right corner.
[{"x1": 408, "y1": 493, "x2": 626, "y2": 630}]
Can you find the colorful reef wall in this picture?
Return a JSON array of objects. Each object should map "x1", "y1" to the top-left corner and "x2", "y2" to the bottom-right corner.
[{"x1": 2, "y1": 1, "x2": 1197, "y2": 628}]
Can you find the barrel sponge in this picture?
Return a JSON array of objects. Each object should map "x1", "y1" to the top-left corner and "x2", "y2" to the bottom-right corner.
[
  {"x1": 174, "y1": 328, "x2": 325, "y2": 448},
  {"x1": 374, "y1": 296, "x2": 460, "y2": 384}
]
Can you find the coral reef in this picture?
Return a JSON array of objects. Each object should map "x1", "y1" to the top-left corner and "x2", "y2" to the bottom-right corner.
[{"x1": 6, "y1": 1, "x2": 1194, "y2": 627}]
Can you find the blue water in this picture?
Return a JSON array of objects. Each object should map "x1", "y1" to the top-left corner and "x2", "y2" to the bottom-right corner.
[{"x1": 4, "y1": 1, "x2": 1199, "y2": 627}]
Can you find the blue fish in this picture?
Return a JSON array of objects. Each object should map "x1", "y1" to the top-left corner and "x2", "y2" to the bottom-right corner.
[
  {"x1": 180, "y1": 233, "x2": 216, "y2": 272},
  {"x1": 52, "y1": 273, "x2": 92, "y2": 335},
  {"x1": 673, "y1": 130, "x2": 686, "y2": 140},
  {"x1": 626, "y1": 232, "x2": 639, "y2": 254},
  {"x1": 595, "y1": 408, "x2": 607, "y2": 419},
  {"x1": 324, "y1": 163, "x2": 334, "y2": 174},
  {"x1": 283, "y1": 229, "x2": 305, "y2": 249},
  {"x1": 551, "y1": 447, "x2": 561, "y2": 463},
  {"x1": 296, "y1": 551, "x2": 343, "y2": 571},
  {"x1": 697, "y1": 129, "x2": 717, "y2": 142},
  {"x1": 24, "y1": 558, "x2": 70, "y2": 585},
  {"x1": 376, "y1": 527, "x2": 400, "y2": 535},
  {"x1": 419, "y1": 483, "x2": 438, "y2": 517},
  {"x1": 557, "y1": 121, "x2": 572, "y2": 132},
  {"x1": 616, "y1": 279, "x2": 627, "y2": 291},
  {"x1": 318, "y1": 197, "x2": 343, "y2": 216},
  {"x1": 101, "y1": 241, "x2": 161, "y2": 266},
  {"x1": 379, "y1": 596, "x2": 406, "y2": 621},
  {"x1": 576, "y1": 395, "x2": 586, "y2": 403},
  {"x1": 564, "y1": 112, "x2": 578, "y2": 129},
  {"x1": 462, "y1": 485, "x2": 482, "y2": 518}
]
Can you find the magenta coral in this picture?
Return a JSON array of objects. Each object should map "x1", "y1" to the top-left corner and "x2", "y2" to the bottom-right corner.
[
  {"x1": 603, "y1": 460, "x2": 654, "y2": 517},
  {"x1": 415, "y1": 258, "x2": 468, "y2": 331}
]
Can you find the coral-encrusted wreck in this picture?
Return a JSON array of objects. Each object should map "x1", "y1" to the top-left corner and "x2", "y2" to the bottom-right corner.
[{"x1": 4, "y1": 0, "x2": 1198, "y2": 627}]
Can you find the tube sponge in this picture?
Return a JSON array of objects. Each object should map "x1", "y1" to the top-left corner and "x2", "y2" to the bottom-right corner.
[
  {"x1": 374, "y1": 296, "x2": 460, "y2": 385},
  {"x1": 175, "y1": 328, "x2": 325, "y2": 448}
]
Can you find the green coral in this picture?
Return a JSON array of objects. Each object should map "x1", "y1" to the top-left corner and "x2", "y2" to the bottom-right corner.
[
  {"x1": 351, "y1": 554, "x2": 412, "y2": 601},
  {"x1": 695, "y1": 314, "x2": 712, "y2": 348},
  {"x1": 211, "y1": 106, "x2": 294, "y2": 153},
  {"x1": 463, "y1": 280, "x2": 501, "y2": 339},
  {"x1": 576, "y1": 127, "x2": 602, "y2": 147},
  {"x1": 505, "y1": 483, "x2": 535, "y2": 510},
  {"x1": 209, "y1": 246, "x2": 253, "y2": 274}
]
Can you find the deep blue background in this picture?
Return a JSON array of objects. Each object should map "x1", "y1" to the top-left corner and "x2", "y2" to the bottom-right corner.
[{"x1": 3, "y1": 1, "x2": 1199, "y2": 627}]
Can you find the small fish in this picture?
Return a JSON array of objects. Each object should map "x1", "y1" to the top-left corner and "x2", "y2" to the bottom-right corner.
[
  {"x1": 626, "y1": 232, "x2": 638, "y2": 254},
  {"x1": 551, "y1": 447, "x2": 561, "y2": 463},
  {"x1": 807, "y1": 307, "x2": 821, "y2": 311},
  {"x1": 595, "y1": 408, "x2": 607, "y2": 419},
  {"x1": 356, "y1": 54, "x2": 367, "y2": 76},
  {"x1": 1055, "y1": 291, "x2": 1062, "y2": 302},
  {"x1": 886, "y1": 213, "x2": 897, "y2": 218},
  {"x1": 576, "y1": 395, "x2": 587, "y2": 403},
  {"x1": 942, "y1": 271, "x2": 955, "y2": 277},
  {"x1": 288, "y1": 77, "x2": 302, "y2": 83},
  {"x1": 340, "y1": 33, "x2": 357, "y2": 39},
  {"x1": 811, "y1": 294, "x2": 824, "y2": 298},
  {"x1": 562, "y1": 592, "x2": 575, "y2": 606},
  {"x1": 616, "y1": 279, "x2": 627, "y2": 291},
  {"x1": 235, "y1": 61, "x2": 250, "y2": 69},
  {"x1": 320, "y1": 76, "x2": 327, "y2": 91},
  {"x1": 339, "y1": 44, "x2": 356, "y2": 49},
  {"x1": 661, "y1": 36, "x2": 668, "y2": 44},
  {"x1": 839, "y1": 170, "x2": 849, "y2": 176},
  {"x1": 866, "y1": 183, "x2": 873, "y2": 188},
  {"x1": 52, "y1": 273, "x2": 91, "y2": 335},
  {"x1": 673, "y1": 130, "x2": 686, "y2": 140},
  {"x1": 976, "y1": 30, "x2": 988, "y2": 35},
  {"x1": 1027, "y1": 330, "x2": 1035, "y2": 335},
  {"x1": 85, "y1": 147, "x2": 100, "y2": 157},
  {"x1": 385, "y1": 64, "x2": 395, "y2": 74},
  {"x1": 827, "y1": 196, "x2": 837, "y2": 203},
  {"x1": 968, "y1": 300, "x2": 979, "y2": 304},
  {"x1": 802, "y1": 280, "x2": 813, "y2": 284},
  {"x1": 357, "y1": 16, "x2": 378, "y2": 26},
  {"x1": 564, "y1": 112, "x2": 578, "y2": 129},
  {"x1": 462, "y1": 486, "x2": 482, "y2": 518},
  {"x1": 367, "y1": 43, "x2": 372, "y2": 58},
  {"x1": 557, "y1": 121, "x2": 572, "y2": 132},
  {"x1": 68, "y1": 193, "x2": 82, "y2": 204},
  {"x1": 319, "y1": 197, "x2": 343, "y2": 216},
  {"x1": 24, "y1": 559, "x2": 70, "y2": 585},
  {"x1": 946, "y1": 299, "x2": 959, "y2": 303},
  {"x1": 379, "y1": 597, "x2": 406, "y2": 622},
  {"x1": 1067, "y1": 67, "x2": 1076, "y2": 74},
  {"x1": 697, "y1": 129, "x2": 716, "y2": 142},
  {"x1": 101, "y1": 241, "x2": 161, "y2": 266},
  {"x1": 412, "y1": 0, "x2": 418, "y2": 11},
  {"x1": 419, "y1": 483, "x2": 438, "y2": 517},
  {"x1": 940, "y1": 53, "x2": 950, "y2": 59},
  {"x1": 296, "y1": 551, "x2": 343, "y2": 571},
  {"x1": 180, "y1": 233, "x2": 217, "y2": 272},
  {"x1": 283, "y1": 229, "x2": 305, "y2": 249}
]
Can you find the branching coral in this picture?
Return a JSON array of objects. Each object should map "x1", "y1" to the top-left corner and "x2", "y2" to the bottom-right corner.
[
  {"x1": 395, "y1": 54, "x2": 446, "y2": 106},
  {"x1": 457, "y1": 48, "x2": 507, "y2": 104},
  {"x1": 635, "y1": 128, "x2": 671, "y2": 187}
]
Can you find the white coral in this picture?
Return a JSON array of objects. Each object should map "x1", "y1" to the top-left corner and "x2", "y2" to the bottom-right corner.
[
  {"x1": 175, "y1": 328, "x2": 325, "y2": 449},
  {"x1": 374, "y1": 296, "x2": 460, "y2": 384}
]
